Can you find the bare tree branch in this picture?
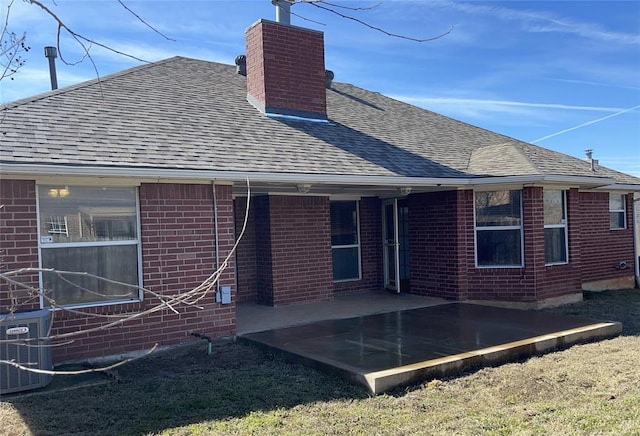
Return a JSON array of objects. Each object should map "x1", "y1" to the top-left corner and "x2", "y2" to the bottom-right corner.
[
  {"x1": 0, "y1": 0, "x2": 29, "y2": 82},
  {"x1": 0, "y1": 180, "x2": 252, "y2": 376},
  {"x1": 304, "y1": 0, "x2": 454, "y2": 43},
  {"x1": 26, "y1": 0, "x2": 149, "y2": 65},
  {"x1": 308, "y1": 0, "x2": 383, "y2": 12},
  {"x1": 0, "y1": 344, "x2": 158, "y2": 375},
  {"x1": 116, "y1": 0, "x2": 176, "y2": 42}
]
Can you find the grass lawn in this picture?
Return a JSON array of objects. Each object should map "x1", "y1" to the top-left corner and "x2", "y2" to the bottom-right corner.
[{"x1": 2, "y1": 289, "x2": 639, "y2": 435}]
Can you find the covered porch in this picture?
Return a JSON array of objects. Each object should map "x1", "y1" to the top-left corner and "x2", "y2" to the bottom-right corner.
[{"x1": 237, "y1": 293, "x2": 622, "y2": 394}]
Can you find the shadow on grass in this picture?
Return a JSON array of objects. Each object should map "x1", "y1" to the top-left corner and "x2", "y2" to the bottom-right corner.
[
  {"x1": 6, "y1": 342, "x2": 368, "y2": 435},
  {"x1": 7, "y1": 289, "x2": 638, "y2": 434}
]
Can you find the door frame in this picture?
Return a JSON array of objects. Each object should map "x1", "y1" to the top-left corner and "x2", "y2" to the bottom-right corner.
[
  {"x1": 383, "y1": 198, "x2": 410, "y2": 293},
  {"x1": 383, "y1": 199, "x2": 401, "y2": 293}
]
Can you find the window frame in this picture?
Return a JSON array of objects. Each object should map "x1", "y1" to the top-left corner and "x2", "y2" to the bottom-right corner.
[
  {"x1": 544, "y1": 189, "x2": 569, "y2": 266},
  {"x1": 609, "y1": 193, "x2": 626, "y2": 230},
  {"x1": 330, "y1": 200, "x2": 362, "y2": 282},
  {"x1": 36, "y1": 185, "x2": 143, "y2": 309},
  {"x1": 474, "y1": 190, "x2": 524, "y2": 268}
]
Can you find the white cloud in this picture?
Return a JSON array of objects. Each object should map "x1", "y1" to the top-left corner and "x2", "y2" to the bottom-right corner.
[
  {"x1": 390, "y1": 95, "x2": 627, "y2": 122},
  {"x1": 443, "y1": 1, "x2": 640, "y2": 45}
]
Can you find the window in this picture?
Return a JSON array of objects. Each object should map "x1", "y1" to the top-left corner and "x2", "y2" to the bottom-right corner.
[
  {"x1": 544, "y1": 190, "x2": 568, "y2": 265},
  {"x1": 38, "y1": 186, "x2": 141, "y2": 307},
  {"x1": 330, "y1": 201, "x2": 361, "y2": 281},
  {"x1": 475, "y1": 190, "x2": 523, "y2": 267},
  {"x1": 609, "y1": 194, "x2": 626, "y2": 230}
]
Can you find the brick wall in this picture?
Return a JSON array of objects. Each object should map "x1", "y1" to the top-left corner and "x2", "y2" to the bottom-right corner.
[
  {"x1": 0, "y1": 179, "x2": 39, "y2": 311},
  {"x1": 408, "y1": 188, "x2": 585, "y2": 304},
  {"x1": 1, "y1": 181, "x2": 236, "y2": 363},
  {"x1": 254, "y1": 196, "x2": 274, "y2": 304},
  {"x1": 536, "y1": 188, "x2": 582, "y2": 300},
  {"x1": 253, "y1": 195, "x2": 333, "y2": 305},
  {"x1": 577, "y1": 191, "x2": 635, "y2": 288},
  {"x1": 234, "y1": 197, "x2": 258, "y2": 303},
  {"x1": 409, "y1": 190, "x2": 466, "y2": 299},
  {"x1": 465, "y1": 187, "x2": 553, "y2": 302},
  {"x1": 333, "y1": 197, "x2": 383, "y2": 294}
]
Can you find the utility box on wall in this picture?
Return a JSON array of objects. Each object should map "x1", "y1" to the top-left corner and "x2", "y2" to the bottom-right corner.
[{"x1": 0, "y1": 309, "x2": 54, "y2": 394}]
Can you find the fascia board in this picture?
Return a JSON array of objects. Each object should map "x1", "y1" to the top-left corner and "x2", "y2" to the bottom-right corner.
[{"x1": 0, "y1": 163, "x2": 617, "y2": 189}]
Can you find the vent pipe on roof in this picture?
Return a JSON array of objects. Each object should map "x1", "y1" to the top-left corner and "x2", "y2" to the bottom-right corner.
[
  {"x1": 585, "y1": 149, "x2": 598, "y2": 172},
  {"x1": 272, "y1": 0, "x2": 292, "y2": 25},
  {"x1": 44, "y1": 46, "x2": 58, "y2": 90}
]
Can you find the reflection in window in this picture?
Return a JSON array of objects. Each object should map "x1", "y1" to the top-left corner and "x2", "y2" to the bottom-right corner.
[
  {"x1": 38, "y1": 186, "x2": 141, "y2": 307},
  {"x1": 475, "y1": 190, "x2": 523, "y2": 267},
  {"x1": 544, "y1": 190, "x2": 568, "y2": 265},
  {"x1": 609, "y1": 194, "x2": 626, "y2": 230},
  {"x1": 330, "y1": 201, "x2": 361, "y2": 281}
]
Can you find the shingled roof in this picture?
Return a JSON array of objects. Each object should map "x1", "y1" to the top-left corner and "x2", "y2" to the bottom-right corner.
[{"x1": 1, "y1": 56, "x2": 638, "y2": 187}]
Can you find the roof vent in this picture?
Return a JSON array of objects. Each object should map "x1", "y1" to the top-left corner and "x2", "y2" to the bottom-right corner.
[
  {"x1": 235, "y1": 55, "x2": 247, "y2": 76},
  {"x1": 585, "y1": 149, "x2": 598, "y2": 172},
  {"x1": 325, "y1": 70, "x2": 334, "y2": 88},
  {"x1": 44, "y1": 46, "x2": 58, "y2": 90}
]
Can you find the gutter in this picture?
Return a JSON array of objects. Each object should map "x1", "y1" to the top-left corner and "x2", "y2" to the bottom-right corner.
[{"x1": 0, "y1": 163, "x2": 619, "y2": 189}]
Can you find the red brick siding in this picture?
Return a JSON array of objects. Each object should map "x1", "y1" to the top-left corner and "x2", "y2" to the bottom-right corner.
[
  {"x1": 1, "y1": 182, "x2": 236, "y2": 363},
  {"x1": 409, "y1": 190, "x2": 466, "y2": 299},
  {"x1": 255, "y1": 195, "x2": 333, "y2": 305},
  {"x1": 254, "y1": 196, "x2": 274, "y2": 304},
  {"x1": 245, "y1": 20, "x2": 327, "y2": 117},
  {"x1": 333, "y1": 197, "x2": 383, "y2": 294},
  {"x1": 407, "y1": 188, "x2": 583, "y2": 303},
  {"x1": 0, "y1": 179, "x2": 39, "y2": 311},
  {"x1": 537, "y1": 188, "x2": 581, "y2": 300},
  {"x1": 577, "y1": 191, "x2": 635, "y2": 285},
  {"x1": 466, "y1": 187, "x2": 543, "y2": 302},
  {"x1": 234, "y1": 197, "x2": 258, "y2": 303}
]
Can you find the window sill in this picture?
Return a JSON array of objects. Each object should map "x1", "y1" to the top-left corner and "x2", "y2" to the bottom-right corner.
[{"x1": 44, "y1": 298, "x2": 142, "y2": 311}]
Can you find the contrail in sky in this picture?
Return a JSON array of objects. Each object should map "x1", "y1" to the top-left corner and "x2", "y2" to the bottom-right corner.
[{"x1": 531, "y1": 104, "x2": 640, "y2": 143}]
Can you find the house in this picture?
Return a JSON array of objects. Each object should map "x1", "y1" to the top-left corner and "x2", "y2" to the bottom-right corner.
[{"x1": 1, "y1": 17, "x2": 639, "y2": 365}]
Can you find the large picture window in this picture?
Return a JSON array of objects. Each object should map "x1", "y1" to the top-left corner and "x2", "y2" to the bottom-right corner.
[
  {"x1": 38, "y1": 185, "x2": 141, "y2": 307},
  {"x1": 330, "y1": 201, "x2": 361, "y2": 281},
  {"x1": 609, "y1": 194, "x2": 626, "y2": 230},
  {"x1": 475, "y1": 190, "x2": 523, "y2": 267},
  {"x1": 544, "y1": 190, "x2": 568, "y2": 265}
]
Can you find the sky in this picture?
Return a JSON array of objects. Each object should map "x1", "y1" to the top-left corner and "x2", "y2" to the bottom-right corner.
[{"x1": 2, "y1": 0, "x2": 639, "y2": 176}]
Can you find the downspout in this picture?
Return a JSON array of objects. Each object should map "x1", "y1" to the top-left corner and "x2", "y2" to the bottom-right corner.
[{"x1": 212, "y1": 181, "x2": 221, "y2": 301}]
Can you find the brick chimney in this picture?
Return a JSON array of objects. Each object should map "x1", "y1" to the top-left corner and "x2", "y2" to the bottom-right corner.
[{"x1": 245, "y1": 19, "x2": 327, "y2": 120}]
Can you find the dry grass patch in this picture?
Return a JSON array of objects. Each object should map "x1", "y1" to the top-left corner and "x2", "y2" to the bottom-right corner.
[{"x1": 1, "y1": 289, "x2": 639, "y2": 435}]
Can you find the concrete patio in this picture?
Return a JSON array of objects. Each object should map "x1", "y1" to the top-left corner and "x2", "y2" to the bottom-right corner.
[{"x1": 237, "y1": 294, "x2": 622, "y2": 394}]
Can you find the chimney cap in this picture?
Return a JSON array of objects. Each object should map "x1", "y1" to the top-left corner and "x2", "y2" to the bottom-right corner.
[{"x1": 44, "y1": 46, "x2": 57, "y2": 59}]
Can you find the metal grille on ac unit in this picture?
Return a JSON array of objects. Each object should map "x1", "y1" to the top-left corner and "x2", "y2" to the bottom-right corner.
[{"x1": 1, "y1": 309, "x2": 53, "y2": 394}]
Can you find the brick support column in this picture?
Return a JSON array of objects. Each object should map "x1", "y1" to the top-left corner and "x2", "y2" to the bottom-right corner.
[
  {"x1": 254, "y1": 195, "x2": 333, "y2": 306},
  {"x1": 0, "y1": 179, "x2": 39, "y2": 311}
]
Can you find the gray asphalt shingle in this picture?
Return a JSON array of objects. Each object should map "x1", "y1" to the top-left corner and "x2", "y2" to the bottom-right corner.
[{"x1": 1, "y1": 56, "x2": 638, "y2": 185}]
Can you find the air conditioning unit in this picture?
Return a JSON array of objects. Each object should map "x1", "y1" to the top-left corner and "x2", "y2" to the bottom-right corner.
[{"x1": 0, "y1": 309, "x2": 54, "y2": 394}]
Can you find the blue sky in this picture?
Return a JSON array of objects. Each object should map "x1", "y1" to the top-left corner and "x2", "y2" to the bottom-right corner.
[{"x1": 2, "y1": 0, "x2": 639, "y2": 176}]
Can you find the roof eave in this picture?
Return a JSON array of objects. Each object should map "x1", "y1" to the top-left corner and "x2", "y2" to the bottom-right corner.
[{"x1": 0, "y1": 163, "x2": 618, "y2": 189}]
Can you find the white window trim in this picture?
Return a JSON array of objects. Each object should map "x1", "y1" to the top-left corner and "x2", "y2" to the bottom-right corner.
[
  {"x1": 544, "y1": 190, "x2": 569, "y2": 266},
  {"x1": 331, "y1": 200, "x2": 362, "y2": 282},
  {"x1": 36, "y1": 185, "x2": 144, "y2": 310},
  {"x1": 474, "y1": 190, "x2": 524, "y2": 269},
  {"x1": 609, "y1": 193, "x2": 626, "y2": 230}
]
